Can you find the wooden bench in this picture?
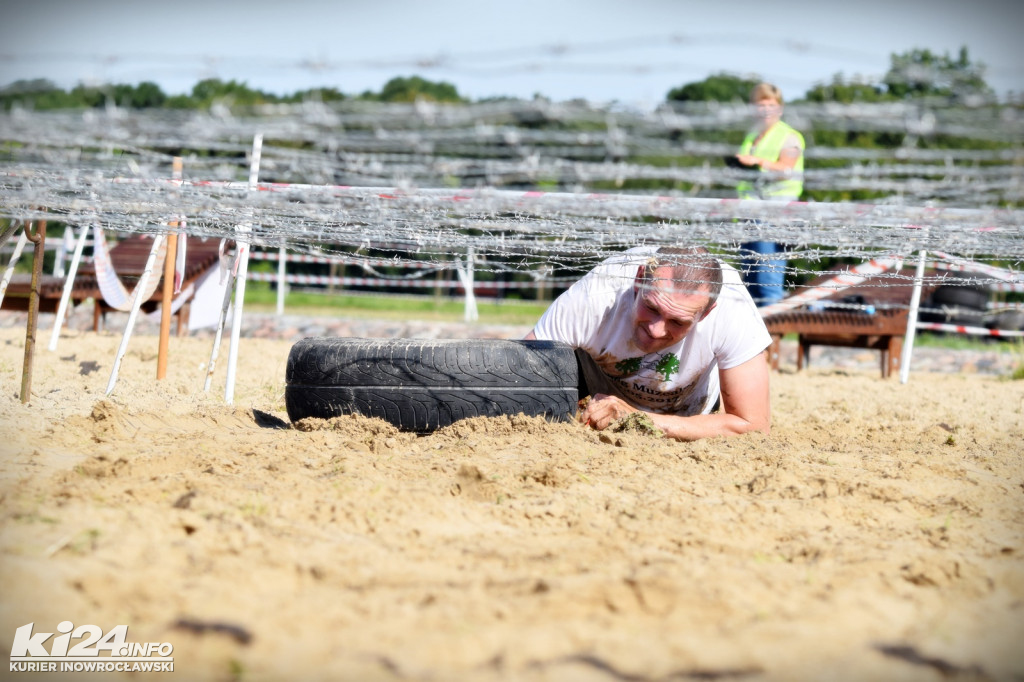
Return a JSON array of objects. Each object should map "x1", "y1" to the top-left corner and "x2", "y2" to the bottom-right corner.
[{"x1": 763, "y1": 308, "x2": 910, "y2": 378}]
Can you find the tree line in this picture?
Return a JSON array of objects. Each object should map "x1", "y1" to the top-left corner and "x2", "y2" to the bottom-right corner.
[
  {"x1": 0, "y1": 48, "x2": 1007, "y2": 111},
  {"x1": 0, "y1": 74, "x2": 459, "y2": 111}
]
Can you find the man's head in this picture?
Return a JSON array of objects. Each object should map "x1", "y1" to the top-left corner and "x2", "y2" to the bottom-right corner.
[{"x1": 630, "y1": 246, "x2": 723, "y2": 354}]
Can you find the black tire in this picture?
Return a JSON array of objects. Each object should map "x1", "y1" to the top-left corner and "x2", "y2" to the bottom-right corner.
[
  {"x1": 919, "y1": 303, "x2": 987, "y2": 329},
  {"x1": 285, "y1": 338, "x2": 578, "y2": 433},
  {"x1": 988, "y1": 310, "x2": 1024, "y2": 332},
  {"x1": 930, "y1": 284, "x2": 989, "y2": 311}
]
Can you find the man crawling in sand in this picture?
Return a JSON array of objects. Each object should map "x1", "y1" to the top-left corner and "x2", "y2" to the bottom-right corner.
[{"x1": 525, "y1": 245, "x2": 772, "y2": 441}]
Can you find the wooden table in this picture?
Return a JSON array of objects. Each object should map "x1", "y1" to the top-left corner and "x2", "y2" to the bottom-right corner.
[{"x1": 763, "y1": 308, "x2": 910, "y2": 378}]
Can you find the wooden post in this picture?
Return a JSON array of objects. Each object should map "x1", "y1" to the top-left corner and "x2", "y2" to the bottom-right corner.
[
  {"x1": 328, "y1": 260, "x2": 339, "y2": 293},
  {"x1": 157, "y1": 233, "x2": 178, "y2": 379},
  {"x1": 157, "y1": 157, "x2": 183, "y2": 380},
  {"x1": 21, "y1": 218, "x2": 46, "y2": 404}
]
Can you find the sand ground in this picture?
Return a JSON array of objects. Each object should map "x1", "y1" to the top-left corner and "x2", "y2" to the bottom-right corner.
[{"x1": 0, "y1": 321, "x2": 1022, "y2": 681}]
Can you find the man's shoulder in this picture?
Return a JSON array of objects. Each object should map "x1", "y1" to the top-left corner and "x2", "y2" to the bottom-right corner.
[
  {"x1": 719, "y1": 261, "x2": 747, "y2": 296},
  {"x1": 720, "y1": 260, "x2": 742, "y2": 280}
]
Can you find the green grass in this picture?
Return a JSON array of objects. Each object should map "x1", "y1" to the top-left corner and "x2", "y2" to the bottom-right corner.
[
  {"x1": 243, "y1": 283, "x2": 550, "y2": 326},
  {"x1": 243, "y1": 284, "x2": 1024, "y2": 363},
  {"x1": 776, "y1": 330, "x2": 1020, "y2": 354},
  {"x1": 913, "y1": 333, "x2": 1022, "y2": 352}
]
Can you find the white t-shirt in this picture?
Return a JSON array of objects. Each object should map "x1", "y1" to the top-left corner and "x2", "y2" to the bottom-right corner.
[{"x1": 532, "y1": 247, "x2": 771, "y2": 416}]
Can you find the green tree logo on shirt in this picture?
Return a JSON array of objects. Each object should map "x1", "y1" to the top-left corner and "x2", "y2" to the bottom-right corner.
[
  {"x1": 614, "y1": 357, "x2": 642, "y2": 375},
  {"x1": 655, "y1": 354, "x2": 680, "y2": 381}
]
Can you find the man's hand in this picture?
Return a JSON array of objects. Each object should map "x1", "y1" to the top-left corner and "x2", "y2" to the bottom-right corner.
[{"x1": 579, "y1": 393, "x2": 638, "y2": 431}]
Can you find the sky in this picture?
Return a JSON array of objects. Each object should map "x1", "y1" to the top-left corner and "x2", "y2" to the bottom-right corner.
[{"x1": 1, "y1": 0, "x2": 1022, "y2": 107}]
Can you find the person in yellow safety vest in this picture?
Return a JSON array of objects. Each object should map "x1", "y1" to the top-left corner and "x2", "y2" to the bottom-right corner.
[{"x1": 731, "y1": 82, "x2": 804, "y2": 306}]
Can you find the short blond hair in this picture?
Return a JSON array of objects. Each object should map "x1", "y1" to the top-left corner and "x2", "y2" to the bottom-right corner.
[{"x1": 750, "y1": 82, "x2": 783, "y2": 105}]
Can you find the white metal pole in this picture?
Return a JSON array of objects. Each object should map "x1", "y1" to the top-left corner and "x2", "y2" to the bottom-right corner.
[
  {"x1": 899, "y1": 249, "x2": 927, "y2": 384},
  {"x1": 47, "y1": 222, "x2": 90, "y2": 352},
  {"x1": 105, "y1": 235, "x2": 165, "y2": 396},
  {"x1": 224, "y1": 133, "x2": 262, "y2": 404},
  {"x1": 203, "y1": 268, "x2": 236, "y2": 392},
  {"x1": 0, "y1": 227, "x2": 29, "y2": 309},
  {"x1": 52, "y1": 225, "x2": 72, "y2": 277},
  {"x1": 276, "y1": 245, "x2": 286, "y2": 316},
  {"x1": 459, "y1": 247, "x2": 478, "y2": 322},
  {"x1": 224, "y1": 242, "x2": 251, "y2": 405}
]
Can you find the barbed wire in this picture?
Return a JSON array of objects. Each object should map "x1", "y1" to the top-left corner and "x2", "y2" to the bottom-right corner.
[
  {"x1": 3, "y1": 99, "x2": 1022, "y2": 142},
  {"x1": 0, "y1": 101, "x2": 1022, "y2": 290},
  {"x1": 3, "y1": 103, "x2": 1021, "y2": 192},
  {"x1": 2, "y1": 173, "x2": 1021, "y2": 257}
]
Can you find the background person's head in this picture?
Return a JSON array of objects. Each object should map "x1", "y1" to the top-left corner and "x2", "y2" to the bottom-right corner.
[
  {"x1": 630, "y1": 246, "x2": 722, "y2": 354},
  {"x1": 750, "y1": 82, "x2": 784, "y2": 129}
]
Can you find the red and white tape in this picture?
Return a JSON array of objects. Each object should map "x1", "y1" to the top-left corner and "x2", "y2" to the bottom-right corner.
[
  {"x1": 247, "y1": 272, "x2": 560, "y2": 289},
  {"x1": 915, "y1": 322, "x2": 1024, "y2": 337},
  {"x1": 758, "y1": 256, "x2": 902, "y2": 318}
]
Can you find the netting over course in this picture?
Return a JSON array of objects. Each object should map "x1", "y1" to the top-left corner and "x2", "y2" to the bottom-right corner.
[{"x1": 1, "y1": 99, "x2": 1022, "y2": 288}]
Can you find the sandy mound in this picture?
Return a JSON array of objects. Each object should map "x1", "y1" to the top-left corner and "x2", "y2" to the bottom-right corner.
[{"x1": 0, "y1": 325, "x2": 1021, "y2": 681}]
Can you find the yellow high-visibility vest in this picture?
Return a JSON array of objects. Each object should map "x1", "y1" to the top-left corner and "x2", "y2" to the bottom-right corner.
[{"x1": 737, "y1": 120, "x2": 805, "y2": 200}]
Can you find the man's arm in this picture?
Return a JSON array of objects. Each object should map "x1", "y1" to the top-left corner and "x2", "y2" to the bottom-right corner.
[{"x1": 580, "y1": 351, "x2": 771, "y2": 441}]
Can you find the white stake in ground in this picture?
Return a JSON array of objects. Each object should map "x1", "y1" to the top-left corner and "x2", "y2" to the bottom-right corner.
[
  {"x1": 276, "y1": 244, "x2": 287, "y2": 316},
  {"x1": 203, "y1": 268, "x2": 236, "y2": 393},
  {"x1": 105, "y1": 235, "x2": 165, "y2": 395},
  {"x1": 0, "y1": 226, "x2": 28, "y2": 309},
  {"x1": 455, "y1": 247, "x2": 478, "y2": 322},
  {"x1": 53, "y1": 225, "x2": 73, "y2": 277},
  {"x1": 224, "y1": 133, "x2": 262, "y2": 404},
  {"x1": 899, "y1": 249, "x2": 927, "y2": 385},
  {"x1": 47, "y1": 221, "x2": 90, "y2": 352}
]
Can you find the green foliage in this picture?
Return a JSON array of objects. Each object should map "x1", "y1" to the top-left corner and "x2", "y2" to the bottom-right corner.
[
  {"x1": 666, "y1": 72, "x2": 762, "y2": 103},
  {"x1": 803, "y1": 74, "x2": 886, "y2": 103},
  {"x1": 281, "y1": 87, "x2": 347, "y2": 104},
  {"x1": 0, "y1": 79, "x2": 83, "y2": 110},
  {"x1": 0, "y1": 78, "x2": 58, "y2": 96},
  {"x1": 69, "y1": 83, "x2": 106, "y2": 108},
  {"x1": 372, "y1": 75, "x2": 465, "y2": 103},
  {"x1": 124, "y1": 81, "x2": 167, "y2": 108},
  {"x1": 798, "y1": 46, "x2": 993, "y2": 104},
  {"x1": 792, "y1": 46, "x2": 1011, "y2": 205},
  {"x1": 0, "y1": 78, "x2": 168, "y2": 110},
  {"x1": 884, "y1": 47, "x2": 992, "y2": 100},
  {"x1": 189, "y1": 78, "x2": 277, "y2": 108}
]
